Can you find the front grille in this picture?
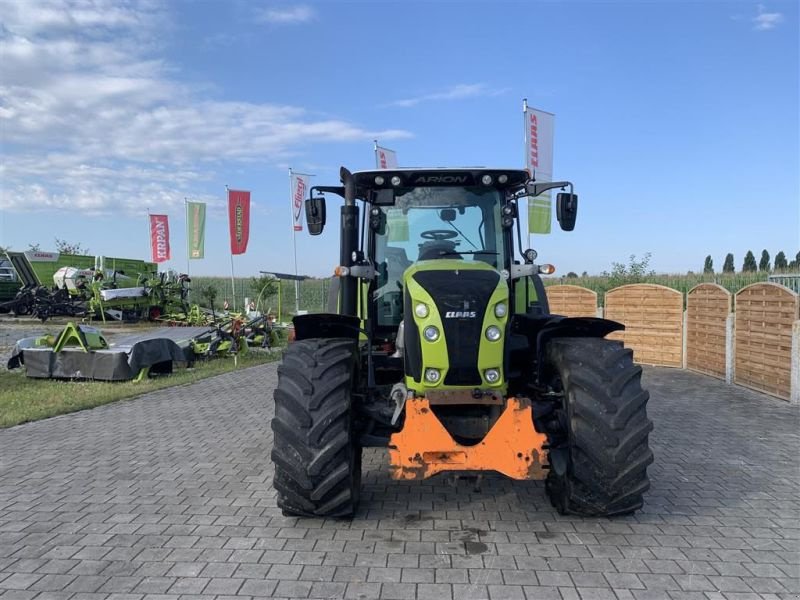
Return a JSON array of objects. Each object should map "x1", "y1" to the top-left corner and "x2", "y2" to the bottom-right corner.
[{"x1": 412, "y1": 270, "x2": 499, "y2": 386}]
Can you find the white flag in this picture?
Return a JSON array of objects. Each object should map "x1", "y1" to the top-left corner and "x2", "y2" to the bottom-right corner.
[
  {"x1": 290, "y1": 173, "x2": 311, "y2": 232},
  {"x1": 524, "y1": 106, "x2": 554, "y2": 182},
  {"x1": 524, "y1": 105, "x2": 555, "y2": 235},
  {"x1": 375, "y1": 145, "x2": 398, "y2": 169}
]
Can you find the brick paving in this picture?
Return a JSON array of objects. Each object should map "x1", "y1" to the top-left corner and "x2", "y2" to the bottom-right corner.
[{"x1": 1, "y1": 365, "x2": 798, "y2": 600}]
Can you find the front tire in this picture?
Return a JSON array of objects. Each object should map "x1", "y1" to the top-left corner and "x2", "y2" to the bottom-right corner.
[
  {"x1": 544, "y1": 338, "x2": 653, "y2": 516},
  {"x1": 271, "y1": 338, "x2": 362, "y2": 517}
]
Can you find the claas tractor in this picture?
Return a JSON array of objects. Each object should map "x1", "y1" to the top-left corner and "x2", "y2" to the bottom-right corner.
[{"x1": 272, "y1": 167, "x2": 653, "y2": 518}]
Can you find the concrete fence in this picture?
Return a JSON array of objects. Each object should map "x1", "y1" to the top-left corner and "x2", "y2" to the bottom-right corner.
[{"x1": 545, "y1": 282, "x2": 800, "y2": 403}]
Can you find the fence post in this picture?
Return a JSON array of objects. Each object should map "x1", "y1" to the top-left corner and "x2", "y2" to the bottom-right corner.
[
  {"x1": 791, "y1": 320, "x2": 800, "y2": 405},
  {"x1": 725, "y1": 313, "x2": 735, "y2": 384},
  {"x1": 682, "y1": 309, "x2": 688, "y2": 369}
]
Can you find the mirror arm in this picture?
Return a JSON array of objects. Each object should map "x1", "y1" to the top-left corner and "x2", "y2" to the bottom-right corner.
[
  {"x1": 526, "y1": 180, "x2": 573, "y2": 197},
  {"x1": 310, "y1": 185, "x2": 345, "y2": 199}
]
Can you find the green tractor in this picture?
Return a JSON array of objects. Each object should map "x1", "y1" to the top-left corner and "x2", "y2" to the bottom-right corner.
[{"x1": 272, "y1": 167, "x2": 653, "y2": 518}]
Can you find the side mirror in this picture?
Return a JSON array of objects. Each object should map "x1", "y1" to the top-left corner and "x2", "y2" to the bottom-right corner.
[
  {"x1": 556, "y1": 193, "x2": 578, "y2": 231},
  {"x1": 305, "y1": 196, "x2": 326, "y2": 236}
]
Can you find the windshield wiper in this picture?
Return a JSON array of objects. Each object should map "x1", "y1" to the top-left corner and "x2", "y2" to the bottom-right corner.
[
  {"x1": 444, "y1": 221, "x2": 478, "y2": 249},
  {"x1": 438, "y1": 251, "x2": 498, "y2": 256}
]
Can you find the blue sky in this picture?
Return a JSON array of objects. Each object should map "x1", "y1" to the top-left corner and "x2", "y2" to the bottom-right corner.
[{"x1": 1, "y1": 0, "x2": 798, "y2": 277}]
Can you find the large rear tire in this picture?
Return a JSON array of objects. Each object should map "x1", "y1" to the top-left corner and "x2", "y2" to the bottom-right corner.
[
  {"x1": 544, "y1": 338, "x2": 653, "y2": 516},
  {"x1": 271, "y1": 338, "x2": 362, "y2": 517}
]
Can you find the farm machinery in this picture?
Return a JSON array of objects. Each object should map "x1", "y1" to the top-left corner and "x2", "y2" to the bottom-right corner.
[
  {"x1": 1, "y1": 250, "x2": 190, "y2": 321},
  {"x1": 271, "y1": 167, "x2": 653, "y2": 517}
]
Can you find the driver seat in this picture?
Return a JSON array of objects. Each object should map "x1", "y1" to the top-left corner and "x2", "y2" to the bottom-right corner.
[{"x1": 418, "y1": 241, "x2": 461, "y2": 261}]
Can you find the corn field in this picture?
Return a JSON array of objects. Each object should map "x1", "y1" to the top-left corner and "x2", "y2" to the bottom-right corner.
[
  {"x1": 542, "y1": 272, "x2": 771, "y2": 306},
  {"x1": 190, "y1": 271, "x2": 779, "y2": 318},
  {"x1": 190, "y1": 276, "x2": 328, "y2": 321}
]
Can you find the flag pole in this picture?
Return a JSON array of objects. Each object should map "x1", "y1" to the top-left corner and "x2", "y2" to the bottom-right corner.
[
  {"x1": 226, "y1": 185, "x2": 236, "y2": 312},
  {"x1": 522, "y1": 98, "x2": 528, "y2": 170},
  {"x1": 146, "y1": 207, "x2": 151, "y2": 265},
  {"x1": 289, "y1": 168, "x2": 300, "y2": 315},
  {"x1": 373, "y1": 139, "x2": 379, "y2": 168},
  {"x1": 184, "y1": 197, "x2": 190, "y2": 278},
  {"x1": 522, "y1": 98, "x2": 530, "y2": 250}
]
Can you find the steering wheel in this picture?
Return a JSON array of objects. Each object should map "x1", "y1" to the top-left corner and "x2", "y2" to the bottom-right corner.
[{"x1": 420, "y1": 229, "x2": 458, "y2": 241}]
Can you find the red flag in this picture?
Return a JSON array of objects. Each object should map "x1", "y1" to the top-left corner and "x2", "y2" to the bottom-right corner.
[
  {"x1": 149, "y1": 214, "x2": 171, "y2": 263},
  {"x1": 228, "y1": 189, "x2": 251, "y2": 255}
]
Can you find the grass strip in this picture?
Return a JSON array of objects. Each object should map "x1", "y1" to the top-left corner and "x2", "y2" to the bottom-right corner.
[{"x1": 0, "y1": 350, "x2": 281, "y2": 429}]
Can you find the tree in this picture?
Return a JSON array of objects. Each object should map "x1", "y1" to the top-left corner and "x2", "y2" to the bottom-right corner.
[
  {"x1": 742, "y1": 250, "x2": 757, "y2": 272},
  {"x1": 566, "y1": 271, "x2": 578, "y2": 278},
  {"x1": 603, "y1": 253, "x2": 655, "y2": 287},
  {"x1": 27, "y1": 242, "x2": 41, "y2": 251},
  {"x1": 581, "y1": 271, "x2": 588, "y2": 277},
  {"x1": 722, "y1": 253, "x2": 734, "y2": 273},
  {"x1": 54, "y1": 238, "x2": 89, "y2": 255},
  {"x1": 250, "y1": 274, "x2": 278, "y2": 303},
  {"x1": 790, "y1": 251, "x2": 800, "y2": 271},
  {"x1": 703, "y1": 255, "x2": 713, "y2": 274},
  {"x1": 774, "y1": 251, "x2": 787, "y2": 272},
  {"x1": 197, "y1": 284, "x2": 219, "y2": 317},
  {"x1": 758, "y1": 249, "x2": 770, "y2": 272}
]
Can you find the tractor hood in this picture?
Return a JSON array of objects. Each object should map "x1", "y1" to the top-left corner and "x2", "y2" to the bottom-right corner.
[{"x1": 402, "y1": 260, "x2": 509, "y2": 392}]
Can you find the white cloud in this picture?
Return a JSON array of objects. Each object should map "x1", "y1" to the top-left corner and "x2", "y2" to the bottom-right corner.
[
  {"x1": 752, "y1": 4, "x2": 784, "y2": 30},
  {"x1": 389, "y1": 83, "x2": 509, "y2": 108},
  {"x1": 254, "y1": 5, "x2": 315, "y2": 24},
  {"x1": 0, "y1": 0, "x2": 409, "y2": 214}
]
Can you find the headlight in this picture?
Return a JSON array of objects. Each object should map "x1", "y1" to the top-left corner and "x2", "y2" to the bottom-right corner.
[
  {"x1": 498, "y1": 174, "x2": 508, "y2": 184},
  {"x1": 484, "y1": 368, "x2": 500, "y2": 383},
  {"x1": 423, "y1": 326, "x2": 439, "y2": 342},
  {"x1": 391, "y1": 176, "x2": 402, "y2": 186},
  {"x1": 374, "y1": 176, "x2": 385, "y2": 185},
  {"x1": 415, "y1": 302, "x2": 429, "y2": 318},
  {"x1": 485, "y1": 325, "x2": 501, "y2": 341},
  {"x1": 481, "y1": 174, "x2": 493, "y2": 185},
  {"x1": 425, "y1": 368, "x2": 441, "y2": 383},
  {"x1": 494, "y1": 302, "x2": 507, "y2": 318}
]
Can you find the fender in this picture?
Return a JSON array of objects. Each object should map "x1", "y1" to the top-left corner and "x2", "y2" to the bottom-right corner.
[
  {"x1": 509, "y1": 315, "x2": 625, "y2": 385},
  {"x1": 293, "y1": 313, "x2": 361, "y2": 341}
]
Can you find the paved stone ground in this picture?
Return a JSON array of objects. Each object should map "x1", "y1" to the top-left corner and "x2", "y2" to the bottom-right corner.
[{"x1": 1, "y1": 365, "x2": 798, "y2": 600}]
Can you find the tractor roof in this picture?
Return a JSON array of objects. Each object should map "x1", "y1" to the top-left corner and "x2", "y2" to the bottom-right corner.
[{"x1": 352, "y1": 168, "x2": 529, "y2": 190}]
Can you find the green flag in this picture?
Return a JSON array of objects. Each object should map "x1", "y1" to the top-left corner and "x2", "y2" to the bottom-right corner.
[
  {"x1": 186, "y1": 201, "x2": 206, "y2": 259},
  {"x1": 387, "y1": 209, "x2": 409, "y2": 242},
  {"x1": 528, "y1": 193, "x2": 552, "y2": 235}
]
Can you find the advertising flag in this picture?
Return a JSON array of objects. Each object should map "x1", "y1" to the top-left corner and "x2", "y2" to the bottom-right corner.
[
  {"x1": 149, "y1": 214, "x2": 171, "y2": 263},
  {"x1": 524, "y1": 105, "x2": 555, "y2": 234},
  {"x1": 375, "y1": 144, "x2": 398, "y2": 169},
  {"x1": 228, "y1": 189, "x2": 251, "y2": 255},
  {"x1": 290, "y1": 173, "x2": 311, "y2": 232},
  {"x1": 525, "y1": 107, "x2": 554, "y2": 181},
  {"x1": 186, "y1": 201, "x2": 206, "y2": 259}
]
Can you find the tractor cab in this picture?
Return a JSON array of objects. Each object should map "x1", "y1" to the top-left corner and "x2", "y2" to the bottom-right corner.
[{"x1": 303, "y1": 168, "x2": 578, "y2": 344}]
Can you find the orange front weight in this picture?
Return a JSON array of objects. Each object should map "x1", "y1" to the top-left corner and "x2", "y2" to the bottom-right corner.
[{"x1": 388, "y1": 397, "x2": 549, "y2": 480}]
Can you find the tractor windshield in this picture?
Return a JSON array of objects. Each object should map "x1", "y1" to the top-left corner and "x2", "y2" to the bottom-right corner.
[
  {"x1": 375, "y1": 186, "x2": 505, "y2": 266},
  {"x1": 372, "y1": 186, "x2": 506, "y2": 327}
]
